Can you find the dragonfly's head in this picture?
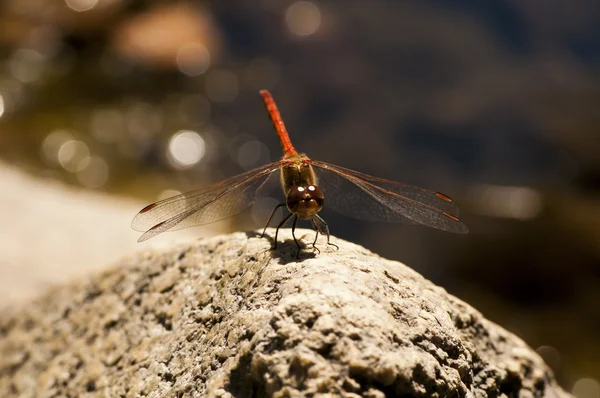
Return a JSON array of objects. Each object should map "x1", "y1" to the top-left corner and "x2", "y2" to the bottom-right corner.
[{"x1": 286, "y1": 185, "x2": 324, "y2": 220}]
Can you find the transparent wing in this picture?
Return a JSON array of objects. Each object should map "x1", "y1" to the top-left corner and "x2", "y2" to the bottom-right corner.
[
  {"x1": 309, "y1": 160, "x2": 468, "y2": 234},
  {"x1": 132, "y1": 160, "x2": 284, "y2": 241}
]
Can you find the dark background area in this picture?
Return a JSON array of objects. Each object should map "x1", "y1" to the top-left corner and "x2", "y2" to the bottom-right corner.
[{"x1": 0, "y1": 0, "x2": 599, "y2": 395}]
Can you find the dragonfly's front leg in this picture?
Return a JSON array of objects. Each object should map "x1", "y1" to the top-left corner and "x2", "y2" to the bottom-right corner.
[
  {"x1": 310, "y1": 221, "x2": 321, "y2": 255},
  {"x1": 272, "y1": 212, "x2": 292, "y2": 250},
  {"x1": 262, "y1": 203, "x2": 287, "y2": 237},
  {"x1": 291, "y1": 215, "x2": 302, "y2": 258}
]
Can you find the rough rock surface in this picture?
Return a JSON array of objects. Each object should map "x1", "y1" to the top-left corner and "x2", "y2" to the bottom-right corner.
[{"x1": 0, "y1": 229, "x2": 571, "y2": 397}]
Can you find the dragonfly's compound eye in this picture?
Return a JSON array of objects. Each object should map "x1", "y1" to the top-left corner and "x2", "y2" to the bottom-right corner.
[{"x1": 286, "y1": 185, "x2": 324, "y2": 220}]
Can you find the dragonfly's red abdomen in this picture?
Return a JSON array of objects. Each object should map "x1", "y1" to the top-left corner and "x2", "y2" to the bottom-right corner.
[{"x1": 260, "y1": 90, "x2": 298, "y2": 157}]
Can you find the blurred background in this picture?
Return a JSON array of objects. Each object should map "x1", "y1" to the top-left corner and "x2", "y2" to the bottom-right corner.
[{"x1": 0, "y1": 0, "x2": 598, "y2": 395}]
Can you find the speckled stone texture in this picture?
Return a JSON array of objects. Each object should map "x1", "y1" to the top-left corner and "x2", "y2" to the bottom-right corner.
[{"x1": 0, "y1": 229, "x2": 571, "y2": 397}]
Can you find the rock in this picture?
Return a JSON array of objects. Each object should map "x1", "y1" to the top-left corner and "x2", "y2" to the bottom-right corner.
[{"x1": 0, "y1": 229, "x2": 571, "y2": 397}]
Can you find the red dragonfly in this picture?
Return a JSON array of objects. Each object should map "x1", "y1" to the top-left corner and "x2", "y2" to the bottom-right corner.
[{"x1": 132, "y1": 90, "x2": 468, "y2": 255}]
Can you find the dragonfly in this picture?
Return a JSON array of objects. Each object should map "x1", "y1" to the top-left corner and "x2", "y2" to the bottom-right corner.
[{"x1": 132, "y1": 90, "x2": 468, "y2": 256}]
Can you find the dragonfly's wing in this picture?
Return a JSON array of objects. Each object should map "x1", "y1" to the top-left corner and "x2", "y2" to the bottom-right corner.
[
  {"x1": 310, "y1": 160, "x2": 468, "y2": 234},
  {"x1": 132, "y1": 160, "x2": 284, "y2": 241}
]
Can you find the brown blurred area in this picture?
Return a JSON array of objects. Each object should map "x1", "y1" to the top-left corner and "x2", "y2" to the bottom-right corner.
[{"x1": 0, "y1": 0, "x2": 599, "y2": 395}]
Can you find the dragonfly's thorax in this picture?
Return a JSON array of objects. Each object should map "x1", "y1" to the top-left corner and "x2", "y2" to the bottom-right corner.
[
  {"x1": 280, "y1": 154, "x2": 316, "y2": 191},
  {"x1": 281, "y1": 154, "x2": 323, "y2": 219}
]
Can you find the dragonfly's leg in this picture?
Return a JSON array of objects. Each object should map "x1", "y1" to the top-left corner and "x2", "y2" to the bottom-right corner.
[
  {"x1": 313, "y1": 218, "x2": 321, "y2": 254},
  {"x1": 291, "y1": 215, "x2": 301, "y2": 258},
  {"x1": 310, "y1": 220, "x2": 321, "y2": 255},
  {"x1": 273, "y1": 212, "x2": 292, "y2": 250},
  {"x1": 312, "y1": 226, "x2": 319, "y2": 247},
  {"x1": 262, "y1": 203, "x2": 287, "y2": 237},
  {"x1": 315, "y1": 214, "x2": 339, "y2": 251}
]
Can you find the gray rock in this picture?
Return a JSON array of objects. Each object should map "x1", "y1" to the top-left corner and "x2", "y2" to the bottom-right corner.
[{"x1": 0, "y1": 229, "x2": 571, "y2": 397}]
